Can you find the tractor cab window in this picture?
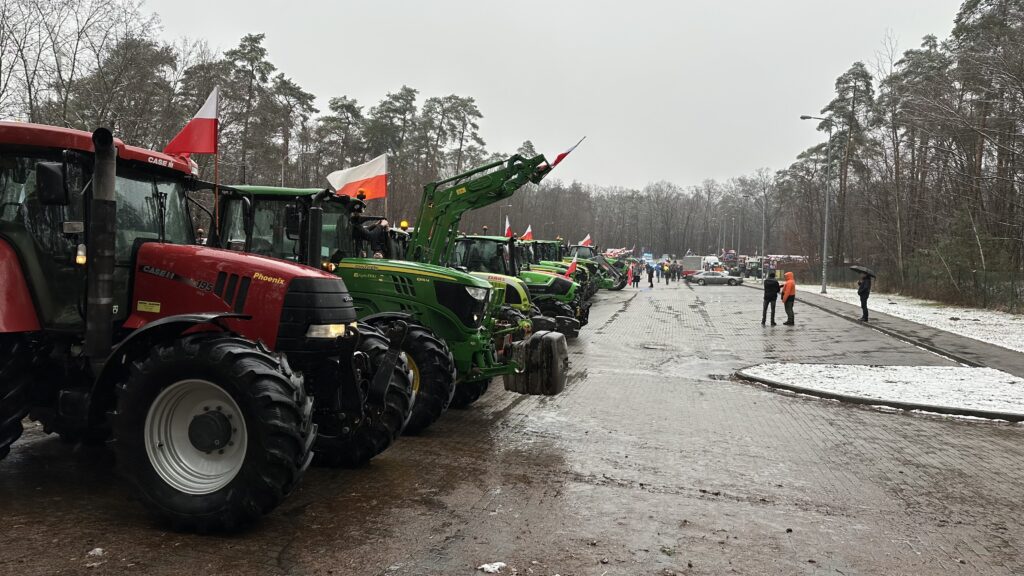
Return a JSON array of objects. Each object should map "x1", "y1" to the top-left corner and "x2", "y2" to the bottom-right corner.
[
  {"x1": 452, "y1": 239, "x2": 511, "y2": 275},
  {"x1": 323, "y1": 202, "x2": 360, "y2": 260},
  {"x1": 113, "y1": 172, "x2": 192, "y2": 262},
  {"x1": 572, "y1": 245, "x2": 595, "y2": 259}
]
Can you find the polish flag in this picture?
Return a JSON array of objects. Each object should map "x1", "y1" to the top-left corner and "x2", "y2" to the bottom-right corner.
[
  {"x1": 579, "y1": 234, "x2": 593, "y2": 247},
  {"x1": 521, "y1": 225, "x2": 533, "y2": 240},
  {"x1": 164, "y1": 87, "x2": 219, "y2": 155},
  {"x1": 327, "y1": 154, "x2": 388, "y2": 200},
  {"x1": 564, "y1": 255, "x2": 578, "y2": 278},
  {"x1": 551, "y1": 136, "x2": 586, "y2": 168},
  {"x1": 504, "y1": 216, "x2": 513, "y2": 238}
]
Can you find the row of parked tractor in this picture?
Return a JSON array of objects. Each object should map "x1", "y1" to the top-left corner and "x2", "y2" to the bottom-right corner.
[{"x1": 0, "y1": 122, "x2": 628, "y2": 532}]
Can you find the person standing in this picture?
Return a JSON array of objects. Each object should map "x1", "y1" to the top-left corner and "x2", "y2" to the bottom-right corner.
[
  {"x1": 781, "y1": 271, "x2": 797, "y2": 326},
  {"x1": 761, "y1": 272, "x2": 780, "y2": 326},
  {"x1": 857, "y1": 272, "x2": 872, "y2": 321},
  {"x1": 655, "y1": 262, "x2": 662, "y2": 283},
  {"x1": 647, "y1": 262, "x2": 655, "y2": 288}
]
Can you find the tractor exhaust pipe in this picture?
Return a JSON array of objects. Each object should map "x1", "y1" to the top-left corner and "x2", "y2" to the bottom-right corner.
[{"x1": 84, "y1": 128, "x2": 117, "y2": 372}]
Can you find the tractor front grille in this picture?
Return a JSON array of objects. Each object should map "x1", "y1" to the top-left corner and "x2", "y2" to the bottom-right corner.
[{"x1": 276, "y1": 277, "x2": 357, "y2": 368}]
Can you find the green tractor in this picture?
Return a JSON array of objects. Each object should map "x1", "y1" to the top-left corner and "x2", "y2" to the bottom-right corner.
[
  {"x1": 567, "y1": 244, "x2": 628, "y2": 292},
  {"x1": 214, "y1": 184, "x2": 565, "y2": 420},
  {"x1": 451, "y1": 235, "x2": 586, "y2": 337},
  {"x1": 517, "y1": 239, "x2": 597, "y2": 300}
]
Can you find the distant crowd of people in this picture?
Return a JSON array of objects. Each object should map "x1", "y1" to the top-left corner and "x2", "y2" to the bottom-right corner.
[{"x1": 628, "y1": 259, "x2": 684, "y2": 288}]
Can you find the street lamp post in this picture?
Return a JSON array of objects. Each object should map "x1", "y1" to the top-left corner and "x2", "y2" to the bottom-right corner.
[
  {"x1": 800, "y1": 115, "x2": 835, "y2": 294},
  {"x1": 497, "y1": 203, "x2": 513, "y2": 235}
]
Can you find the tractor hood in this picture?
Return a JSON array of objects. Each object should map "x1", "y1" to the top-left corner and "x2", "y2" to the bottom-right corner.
[
  {"x1": 470, "y1": 272, "x2": 532, "y2": 310},
  {"x1": 335, "y1": 258, "x2": 491, "y2": 289}
]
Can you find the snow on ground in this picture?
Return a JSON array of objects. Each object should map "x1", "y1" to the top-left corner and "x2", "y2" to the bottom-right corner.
[
  {"x1": 821, "y1": 287, "x2": 1024, "y2": 354},
  {"x1": 742, "y1": 363, "x2": 1024, "y2": 417}
]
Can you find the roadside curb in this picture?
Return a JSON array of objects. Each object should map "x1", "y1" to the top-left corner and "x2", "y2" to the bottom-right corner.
[
  {"x1": 734, "y1": 367, "x2": 1024, "y2": 422},
  {"x1": 739, "y1": 284, "x2": 981, "y2": 367}
]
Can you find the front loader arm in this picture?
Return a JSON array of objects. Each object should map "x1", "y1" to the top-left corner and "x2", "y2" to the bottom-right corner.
[{"x1": 407, "y1": 154, "x2": 551, "y2": 266}]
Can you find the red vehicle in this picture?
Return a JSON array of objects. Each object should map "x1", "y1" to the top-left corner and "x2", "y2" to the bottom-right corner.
[{"x1": 0, "y1": 122, "x2": 411, "y2": 531}]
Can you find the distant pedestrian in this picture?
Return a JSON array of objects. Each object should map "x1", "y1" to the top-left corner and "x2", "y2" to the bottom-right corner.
[
  {"x1": 857, "y1": 272, "x2": 872, "y2": 321},
  {"x1": 655, "y1": 263, "x2": 662, "y2": 282},
  {"x1": 647, "y1": 264, "x2": 654, "y2": 288},
  {"x1": 762, "y1": 272, "x2": 780, "y2": 326},
  {"x1": 781, "y1": 271, "x2": 797, "y2": 326}
]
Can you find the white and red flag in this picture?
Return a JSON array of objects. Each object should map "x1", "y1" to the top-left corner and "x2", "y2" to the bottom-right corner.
[
  {"x1": 164, "y1": 87, "x2": 219, "y2": 156},
  {"x1": 564, "y1": 255, "x2": 578, "y2": 278},
  {"x1": 551, "y1": 136, "x2": 586, "y2": 168},
  {"x1": 504, "y1": 216, "x2": 513, "y2": 238},
  {"x1": 521, "y1": 225, "x2": 533, "y2": 240},
  {"x1": 579, "y1": 234, "x2": 593, "y2": 247},
  {"x1": 327, "y1": 154, "x2": 388, "y2": 200}
]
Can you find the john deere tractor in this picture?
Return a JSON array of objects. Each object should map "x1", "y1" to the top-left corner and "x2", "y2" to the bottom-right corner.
[
  {"x1": 0, "y1": 122, "x2": 411, "y2": 531},
  {"x1": 567, "y1": 244, "x2": 628, "y2": 291},
  {"x1": 406, "y1": 153, "x2": 573, "y2": 398}
]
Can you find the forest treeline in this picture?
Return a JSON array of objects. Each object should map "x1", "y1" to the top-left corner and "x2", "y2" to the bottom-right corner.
[{"x1": 2, "y1": 0, "x2": 1023, "y2": 308}]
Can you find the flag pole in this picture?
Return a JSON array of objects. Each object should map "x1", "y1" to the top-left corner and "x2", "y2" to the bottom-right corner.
[{"x1": 213, "y1": 150, "x2": 219, "y2": 235}]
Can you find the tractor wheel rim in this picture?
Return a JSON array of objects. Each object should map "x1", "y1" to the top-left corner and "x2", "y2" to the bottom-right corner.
[
  {"x1": 406, "y1": 355, "x2": 421, "y2": 399},
  {"x1": 144, "y1": 379, "x2": 248, "y2": 495}
]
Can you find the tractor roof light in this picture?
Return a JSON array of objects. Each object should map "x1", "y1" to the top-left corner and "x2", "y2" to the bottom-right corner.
[{"x1": 75, "y1": 244, "x2": 87, "y2": 265}]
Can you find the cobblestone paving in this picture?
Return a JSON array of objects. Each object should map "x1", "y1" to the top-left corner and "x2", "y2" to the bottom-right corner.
[{"x1": 1, "y1": 282, "x2": 1022, "y2": 575}]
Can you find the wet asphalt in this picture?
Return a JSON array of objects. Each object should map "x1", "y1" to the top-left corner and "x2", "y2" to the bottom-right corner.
[{"x1": 2, "y1": 282, "x2": 1023, "y2": 575}]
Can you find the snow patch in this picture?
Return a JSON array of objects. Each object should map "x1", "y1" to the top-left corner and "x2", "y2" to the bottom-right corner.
[
  {"x1": 743, "y1": 363, "x2": 1024, "y2": 417},
  {"x1": 478, "y1": 562, "x2": 507, "y2": 573},
  {"x1": 821, "y1": 287, "x2": 1024, "y2": 354}
]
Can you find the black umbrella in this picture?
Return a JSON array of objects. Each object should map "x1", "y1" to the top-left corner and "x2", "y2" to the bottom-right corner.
[{"x1": 849, "y1": 264, "x2": 876, "y2": 277}]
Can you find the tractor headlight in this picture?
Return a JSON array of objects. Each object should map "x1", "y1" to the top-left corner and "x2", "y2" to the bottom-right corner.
[
  {"x1": 465, "y1": 285, "x2": 488, "y2": 302},
  {"x1": 306, "y1": 323, "x2": 348, "y2": 339},
  {"x1": 435, "y1": 281, "x2": 490, "y2": 328}
]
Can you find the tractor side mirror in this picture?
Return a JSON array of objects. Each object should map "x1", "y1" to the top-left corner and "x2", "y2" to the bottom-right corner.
[
  {"x1": 284, "y1": 204, "x2": 301, "y2": 240},
  {"x1": 36, "y1": 162, "x2": 69, "y2": 205}
]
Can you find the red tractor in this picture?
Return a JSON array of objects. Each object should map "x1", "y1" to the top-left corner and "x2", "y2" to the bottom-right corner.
[{"x1": 0, "y1": 122, "x2": 412, "y2": 531}]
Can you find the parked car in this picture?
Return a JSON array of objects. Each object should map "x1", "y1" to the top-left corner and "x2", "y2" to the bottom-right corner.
[{"x1": 688, "y1": 271, "x2": 743, "y2": 286}]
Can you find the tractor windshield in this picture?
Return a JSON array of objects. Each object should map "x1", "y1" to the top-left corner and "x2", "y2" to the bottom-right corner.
[
  {"x1": 221, "y1": 196, "x2": 362, "y2": 261},
  {"x1": 451, "y1": 238, "x2": 513, "y2": 275},
  {"x1": 572, "y1": 245, "x2": 595, "y2": 259},
  {"x1": 534, "y1": 242, "x2": 560, "y2": 261}
]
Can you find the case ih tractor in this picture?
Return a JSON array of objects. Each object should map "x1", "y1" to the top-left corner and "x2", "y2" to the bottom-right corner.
[{"x1": 0, "y1": 122, "x2": 410, "y2": 531}]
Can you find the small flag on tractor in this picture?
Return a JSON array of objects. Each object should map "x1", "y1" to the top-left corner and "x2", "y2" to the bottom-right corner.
[
  {"x1": 327, "y1": 154, "x2": 388, "y2": 200},
  {"x1": 564, "y1": 255, "x2": 578, "y2": 278},
  {"x1": 579, "y1": 234, "x2": 593, "y2": 247},
  {"x1": 521, "y1": 225, "x2": 533, "y2": 240},
  {"x1": 504, "y1": 216, "x2": 513, "y2": 238},
  {"x1": 164, "y1": 86, "x2": 219, "y2": 156},
  {"x1": 551, "y1": 136, "x2": 586, "y2": 168}
]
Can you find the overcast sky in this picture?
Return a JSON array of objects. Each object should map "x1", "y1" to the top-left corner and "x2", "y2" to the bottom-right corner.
[{"x1": 150, "y1": 0, "x2": 962, "y2": 190}]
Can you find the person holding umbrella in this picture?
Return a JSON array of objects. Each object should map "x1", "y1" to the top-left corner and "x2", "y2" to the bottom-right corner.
[{"x1": 852, "y1": 265, "x2": 875, "y2": 321}]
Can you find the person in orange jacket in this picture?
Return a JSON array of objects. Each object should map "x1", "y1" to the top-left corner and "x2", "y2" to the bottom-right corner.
[{"x1": 781, "y1": 271, "x2": 797, "y2": 325}]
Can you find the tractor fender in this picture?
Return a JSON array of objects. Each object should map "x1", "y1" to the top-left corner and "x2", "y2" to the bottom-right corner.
[
  {"x1": 0, "y1": 239, "x2": 41, "y2": 333},
  {"x1": 88, "y1": 312, "x2": 250, "y2": 424}
]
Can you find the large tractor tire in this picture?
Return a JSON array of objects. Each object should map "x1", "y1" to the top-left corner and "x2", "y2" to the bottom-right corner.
[
  {"x1": 449, "y1": 378, "x2": 490, "y2": 409},
  {"x1": 367, "y1": 321, "x2": 455, "y2": 436},
  {"x1": 313, "y1": 324, "x2": 412, "y2": 467},
  {"x1": 111, "y1": 334, "x2": 314, "y2": 532},
  {"x1": 0, "y1": 335, "x2": 32, "y2": 461},
  {"x1": 609, "y1": 274, "x2": 628, "y2": 291},
  {"x1": 537, "y1": 299, "x2": 575, "y2": 320}
]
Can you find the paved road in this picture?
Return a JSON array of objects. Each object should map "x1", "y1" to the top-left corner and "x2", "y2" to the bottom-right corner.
[{"x1": 2, "y1": 283, "x2": 1023, "y2": 575}]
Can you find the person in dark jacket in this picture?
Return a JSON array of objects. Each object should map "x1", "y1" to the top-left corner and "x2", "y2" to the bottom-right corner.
[
  {"x1": 647, "y1": 263, "x2": 655, "y2": 288},
  {"x1": 857, "y1": 272, "x2": 872, "y2": 321},
  {"x1": 353, "y1": 218, "x2": 390, "y2": 257},
  {"x1": 762, "y1": 272, "x2": 780, "y2": 326}
]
